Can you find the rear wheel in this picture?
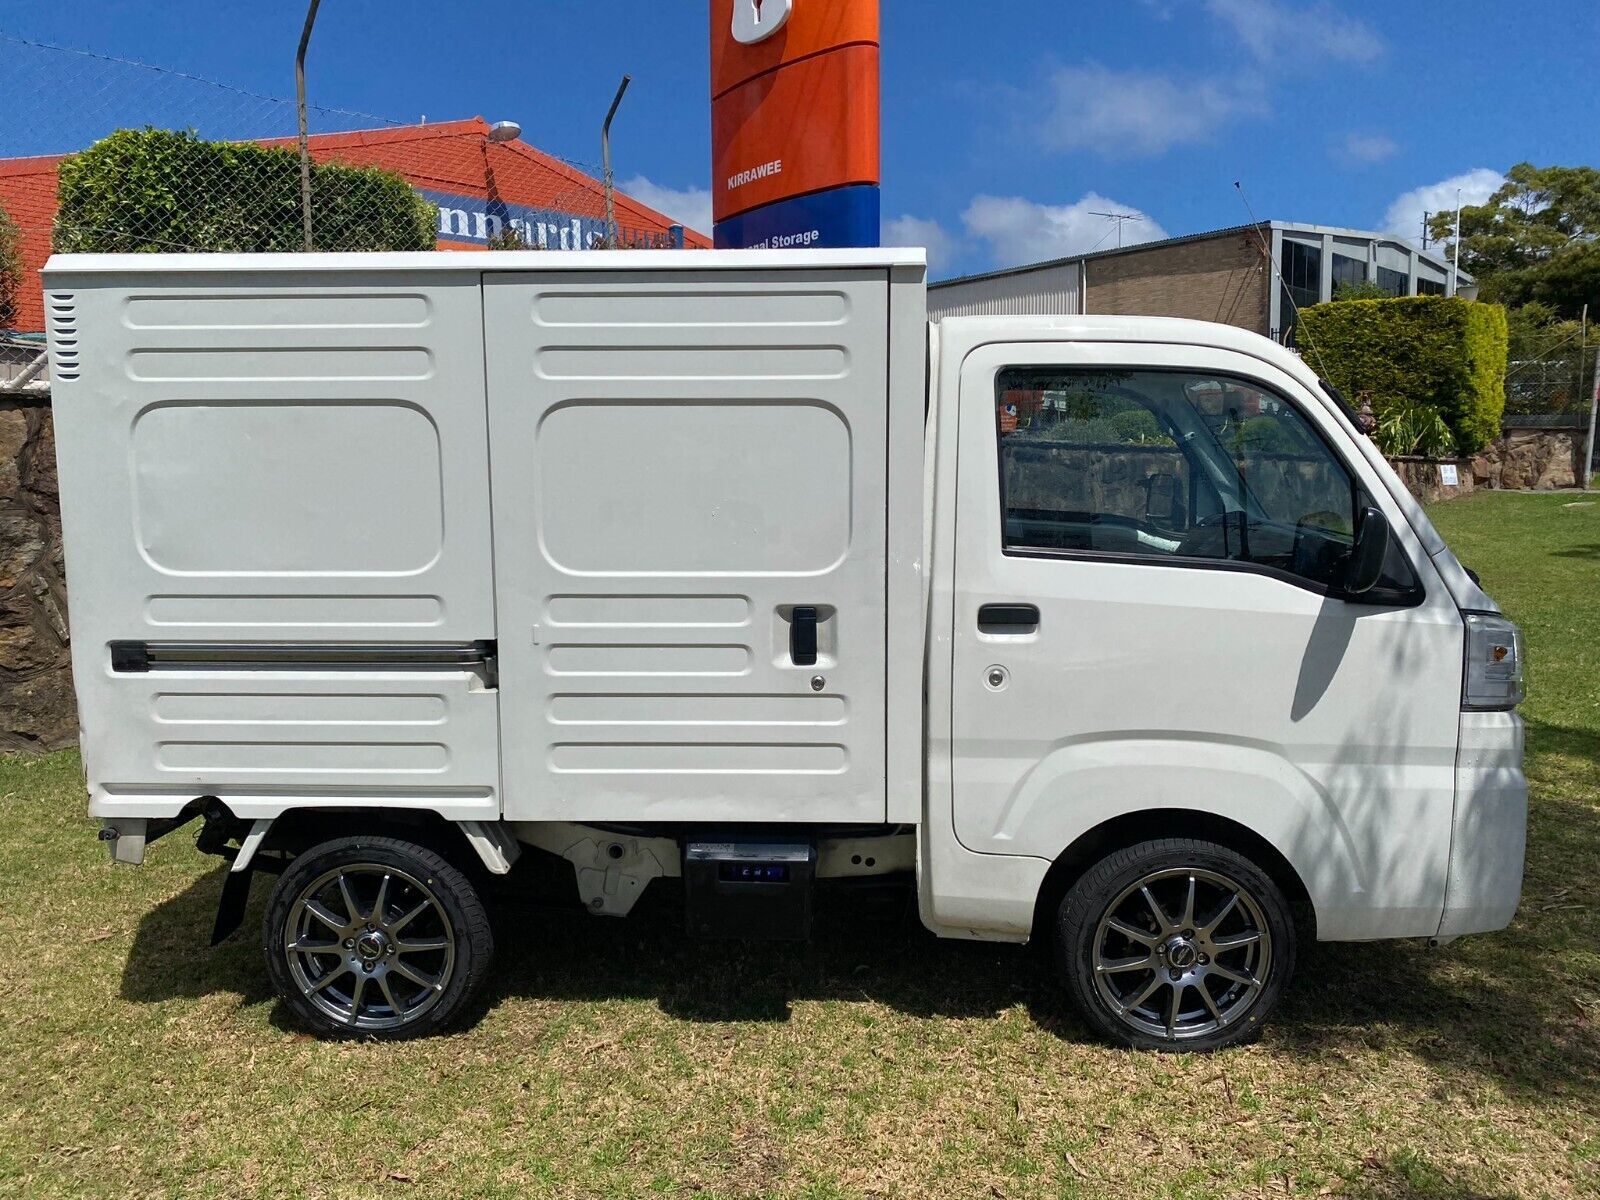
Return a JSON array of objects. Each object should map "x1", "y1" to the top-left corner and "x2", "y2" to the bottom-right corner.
[
  {"x1": 263, "y1": 836, "x2": 493, "y2": 1039},
  {"x1": 1058, "y1": 838, "x2": 1295, "y2": 1052}
]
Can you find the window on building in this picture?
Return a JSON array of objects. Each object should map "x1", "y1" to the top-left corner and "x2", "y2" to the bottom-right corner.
[
  {"x1": 1281, "y1": 241, "x2": 1322, "y2": 311},
  {"x1": 1416, "y1": 277, "x2": 1447, "y2": 296},
  {"x1": 1332, "y1": 253, "x2": 1367, "y2": 293},
  {"x1": 1376, "y1": 265, "x2": 1409, "y2": 296},
  {"x1": 1278, "y1": 240, "x2": 1323, "y2": 345}
]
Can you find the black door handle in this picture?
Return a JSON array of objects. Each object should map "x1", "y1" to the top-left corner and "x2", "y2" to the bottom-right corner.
[
  {"x1": 977, "y1": 603, "x2": 1039, "y2": 632},
  {"x1": 790, "y1": 606, "x2": 818, "y2": 666}
]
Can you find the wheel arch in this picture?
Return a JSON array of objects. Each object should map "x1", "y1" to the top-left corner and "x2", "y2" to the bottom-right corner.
[
  {"x1": 214, "y1": 805, "x2": 514, "y2": 879},
  {"x1": 1029, "y1": 809, "x2": 1317, "y2": 946}
]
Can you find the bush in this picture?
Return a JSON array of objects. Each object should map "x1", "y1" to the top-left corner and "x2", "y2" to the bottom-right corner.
[
  {"x1": 0, "y1": 203, "x2": 19, "y2": 331},
  {"x1": 1331, "y1": 279, "x2": 1392, "y2": 302},
  {"x1": 52, "y1": 128, "x2": 437, "y2": 254},
  {"x1": 1108, "y1": 407, "x2": 1173, "y2": 445},
  {"x1": 1230, "y1": 415, "x2": 1300, "y2": 455},
  {"x1": 1297, "y1": 295, "x2": 1508, "y2": 453},
  {"x1": 1373, "y1": 401, "x2": 1458, "y2": 459}
]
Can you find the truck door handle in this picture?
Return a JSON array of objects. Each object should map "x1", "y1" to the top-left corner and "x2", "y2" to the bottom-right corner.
[
  {"x1": 790, "y1": 606, "x2": 818, "y2": 666},
  {"x1": 977, "y1": 603, "x2": 1039, "y2": 633}
]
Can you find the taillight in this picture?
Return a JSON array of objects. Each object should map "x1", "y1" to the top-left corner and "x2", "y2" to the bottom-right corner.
[{"x1": 1462, "y1": 612, "x2": 1524, "y2": 711}]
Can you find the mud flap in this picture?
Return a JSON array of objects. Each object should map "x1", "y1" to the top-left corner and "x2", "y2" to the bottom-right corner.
[{"x1": 211, "y1": 864, "x2": 255, "y2": 946}]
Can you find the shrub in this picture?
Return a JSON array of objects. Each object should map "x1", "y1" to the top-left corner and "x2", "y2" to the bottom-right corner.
[
  {"x1": 1108, "y1": 407, "x2": 1173, "y2": 445},
  {"x1": 1230, "y1": 415, "x2": 1299, "y2": 455},
  {"x1": 1331, "y1": 279, "x2": 1392, "y2": 301},
  {"x1": 1373, "y1": 401, "x2": 1458, "y2": 459},
  {"x1": 52, "y1": 128, "x2": 437, "y2": 254},
  {"x1": 0, "y1": 203, "x2": 19, "y2": 331},
  {"x1": 1297, "y1": 295, "x2": 1508, "y2": 453}
]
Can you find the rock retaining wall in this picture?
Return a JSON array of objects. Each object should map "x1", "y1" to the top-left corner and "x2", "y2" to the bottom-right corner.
[
  {"x1": 1470, "y1": 426, "x2": 1583, "y2": 492},
  {"x1": 0, "y1": 397, "x2": 74, "y2": 750},
  {"x1": 1386, "y1": 426, "x2": 1586, "y2": 504}
]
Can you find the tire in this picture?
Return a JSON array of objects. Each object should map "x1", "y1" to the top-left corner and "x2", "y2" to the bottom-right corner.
[
  {"x1": 1057, "y1": 838, "x2": 1295, "y2": 1052},
  {"x1": 262, "y1": 835, "x2": 494, "y2": 1040}
]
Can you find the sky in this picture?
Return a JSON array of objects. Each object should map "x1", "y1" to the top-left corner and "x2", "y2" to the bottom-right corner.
[{"x1": 2, "y1": 0, "x2": 1596, "y2": 279}]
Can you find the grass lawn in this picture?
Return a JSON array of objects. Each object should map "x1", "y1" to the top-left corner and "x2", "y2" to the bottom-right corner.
[{"x1": 2, "y1": 490, "x2": 1596, "y2": 1199}]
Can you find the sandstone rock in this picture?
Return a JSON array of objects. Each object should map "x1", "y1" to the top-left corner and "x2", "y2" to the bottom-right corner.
[
  {"x1": 1534, "y1": 434, "x2": 1577, "y2": 490},
  {"x1": 0, "y1": 408, "x2": 25, "y2": 500},
  {"x1": 24, "y1": 410, "x2": 57, "y2": 498},
  {"x1": 0, "y1": 665, "x2": 79, "y2": 752},
  {"x1": 0, "y1": 507, "x2": 45, "y2": 590}
]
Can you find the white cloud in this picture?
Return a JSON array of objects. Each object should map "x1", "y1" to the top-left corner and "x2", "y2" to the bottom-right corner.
[
  {"x1": 1335, "y1": 132, "x2": 1399, "y2": 165},
  {"x1": 620, "y1": 175, "x2": 712, "y2": 235},
  {"x1": 1032, "y1": 64, "x2": 1264, "y2": 158},
  {"x1": 882, "y1": 214, "x2": 960, "y2": 273},
  {"x1": 1382, "y1": 168, "x2": 1506, "y2": 238},
  {"x1": 961, "y1": 194, "x2": 1169, "y2": 270},
  {"x1": 1204, "y1": 0, "x2": 1383, "y2": 64}
]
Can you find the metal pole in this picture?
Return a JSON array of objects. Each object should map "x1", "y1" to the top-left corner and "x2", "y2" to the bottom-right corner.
[
  {"x1": 1584, "y1": 304, "x2": 1599, "y2": 490},
  {"x1": 1448, "y1": 189, "x2": 1462, "y2": 297},
  {"x1": 295, "y1": 0, "x2": 322, "y2": 252},
  {"x1": 601, "y1": 75, "x2": 631, "y2": 249},
  {"x1": 0, "y1": 350, "x2": 48, "y2": 394}
]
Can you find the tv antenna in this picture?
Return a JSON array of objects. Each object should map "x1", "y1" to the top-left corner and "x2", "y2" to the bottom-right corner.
[{"x1": 1089, "y1": 210, "x2": 1143, "y2": 249}]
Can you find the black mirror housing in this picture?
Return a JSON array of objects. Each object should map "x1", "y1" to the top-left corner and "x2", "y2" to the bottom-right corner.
[{"x1": 1341, "y1": 506, "x2": 1391, "y2": 597}]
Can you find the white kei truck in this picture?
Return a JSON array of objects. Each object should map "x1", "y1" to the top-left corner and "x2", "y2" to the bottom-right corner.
[{"x1": 44, "y1": 249, "x2": 1526, "y2": 1051}]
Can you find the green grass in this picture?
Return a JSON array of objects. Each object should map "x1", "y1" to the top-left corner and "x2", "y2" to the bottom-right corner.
[{"x1": 2, "y1": 491, "x2": 1597, "y2": 1198}]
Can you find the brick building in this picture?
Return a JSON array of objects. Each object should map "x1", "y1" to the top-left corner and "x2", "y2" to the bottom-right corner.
[
  {"x1": 929, "y1": 221, "x2": 1473, "y2": 345},
  {"x1": 0, "y1": 117, "x2": 710, "y2": 335}
]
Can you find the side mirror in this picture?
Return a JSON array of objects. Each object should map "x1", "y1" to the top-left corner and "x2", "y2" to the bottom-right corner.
[{"x1": 1341, "y1": 506, "x2": 1391, "y2": 596}]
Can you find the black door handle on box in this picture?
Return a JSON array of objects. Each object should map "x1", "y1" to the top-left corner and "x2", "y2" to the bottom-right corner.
[
  {"x1": 790, "y1": 606, "x2": 818, "y2": 666},
  {"x1": 977, "y1": 603, "x2": 1039, "y2": 632}
]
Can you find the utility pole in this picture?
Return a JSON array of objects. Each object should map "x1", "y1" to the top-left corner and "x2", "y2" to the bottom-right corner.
[
  {"x1": 1448, "y1": 189, "x2": 1462, "y2": 297},
  {"x1": 1420, "y1": 211, "x2": 1430, "y2": 249},
  {"x1": 295, "y1": 0, "x2": 322, "y2": 252},
  {"x1": 601, "y1": 74, "x2": 631, "y2": 248},
  {"x1": 1089, "y1": 210, "x2": 1143, "y2": 249}
]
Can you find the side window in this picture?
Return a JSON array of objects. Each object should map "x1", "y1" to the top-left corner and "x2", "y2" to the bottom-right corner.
[{"x1": 996, "y1": 367, "x2": 1365, "y2": 589}]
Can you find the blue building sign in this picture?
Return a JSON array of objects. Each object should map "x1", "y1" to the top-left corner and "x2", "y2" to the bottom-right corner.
[
  {"x1": 713, "y1": 184, "x2": 880, "y2": 250},
  {"x1": 418, "y1": 189, "x2": 685, "y2": 249}
]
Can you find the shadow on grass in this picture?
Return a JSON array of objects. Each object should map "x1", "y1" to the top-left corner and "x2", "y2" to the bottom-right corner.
[
  {"x1": 1548, "y1": 541, "x2": 1600, "y2": 559},
  {"x1": 1341, "y1": 1149, "x2": 1526, "y2": 1199},
  {"x1": 120, "y1": 714, "x2": 1598, "y2": 1105}
]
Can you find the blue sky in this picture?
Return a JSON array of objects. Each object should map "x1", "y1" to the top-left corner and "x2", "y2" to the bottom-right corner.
[{"x1": 2, "y1": 0, "x2": 1595, "y2": 278}]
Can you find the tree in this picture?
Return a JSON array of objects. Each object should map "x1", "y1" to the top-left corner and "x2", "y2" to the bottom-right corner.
[
  {"x1": 0, "y1": 202, "x2": 20, "y2": 331},
  {"x1": 1331, "y1": 278, "x2": 1392, "y2": 301},
  {"x1": 52, "y1": 128, "x2": 437, "y2": 254},
  {"x1": 1429, "y1": 163, "x2": 1600, "y2": 317}
]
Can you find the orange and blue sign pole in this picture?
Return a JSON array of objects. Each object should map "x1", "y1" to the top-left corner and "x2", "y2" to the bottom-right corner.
[{"x1": 710, "y1": 0, "x2": 880, "y2": 249}]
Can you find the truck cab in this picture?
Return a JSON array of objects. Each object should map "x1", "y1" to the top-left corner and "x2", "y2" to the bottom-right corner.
[{"x1": 44, "y1": 250, "x2": 1525, "y2": 1051}]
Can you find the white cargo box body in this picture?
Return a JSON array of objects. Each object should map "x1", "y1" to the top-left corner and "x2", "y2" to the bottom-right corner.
[{"x1": 45, "y1": 250, "x2": 928, "y2": 828}]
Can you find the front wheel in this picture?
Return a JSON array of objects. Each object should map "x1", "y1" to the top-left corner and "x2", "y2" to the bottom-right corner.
[
  {"x1": 263, "y1": 836, "x2": 493, "y2": 1040},
  {"x1": 1057, "y1": 838, "x2": 1295, "y2": 1052}
]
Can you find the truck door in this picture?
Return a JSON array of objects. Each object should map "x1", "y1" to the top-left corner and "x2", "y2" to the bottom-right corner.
[
  {"x1": 483, "y1": 270, "x2": 889, "y2": 824},
  {"x1": 947, "y1": 341, "x2": 1465, "y2": 939}
]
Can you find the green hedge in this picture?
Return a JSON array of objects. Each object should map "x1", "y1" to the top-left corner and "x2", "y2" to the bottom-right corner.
[
  {"x1": 1297, "y1": 295, "x2": 1508, "y2": 453},
  {"x1": 52, "y1": 128, "x2": 437, "y2": 254},
  {"x1": 0, "y1": 203, "x2": 20, "y2": 330}
]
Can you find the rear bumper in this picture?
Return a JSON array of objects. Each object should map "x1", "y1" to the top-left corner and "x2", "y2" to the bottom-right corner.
[{"x1": 1438, "y1": 711, "x2": 1527, "y2": 938}]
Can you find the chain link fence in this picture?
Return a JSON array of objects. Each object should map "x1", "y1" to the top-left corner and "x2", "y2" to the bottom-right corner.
[
  {"x1": 0, "y1": 33, "x2": 701, "y2": 338},
  {"x1": 1505, "y1": 341, "x2": 1596, "y2": 423}
]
